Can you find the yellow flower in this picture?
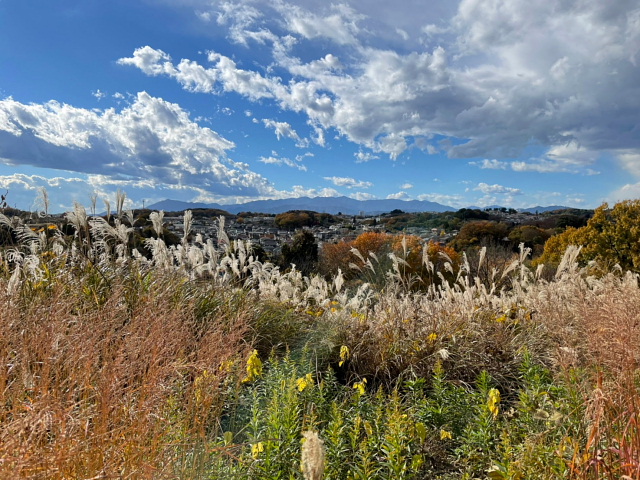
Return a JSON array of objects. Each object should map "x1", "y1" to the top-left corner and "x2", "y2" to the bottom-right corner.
[
  {"x1": 440, "y1": 429, "x2": 453, "y2": 440},
  {"x1": 339, "y1": 345, "x2": 350, "y2": 367},
  {"x1": 353, "y1": 378, "x2": 367, "y2": 395},
  {"x1": 251, "y1": 442, "x2": 264, "y2": 459},
  {"x1": 488, "y1": 388, "x2": 501, "y2": 418},
  {"x1": 219, "y1": 360, "x2": 234, "y2": 373},
  {"x1": 427, "y1": 332, "x2": 438, "y2": 343},
  {"x1": 242, "y1": 350, "x2": 263, "y2": 383},
  {"x1": 193, "y1": 369, "x2": 210, "y2": 404},
  {"x1": 296, "y1": 373, "x2": 313, "y2": 392}
]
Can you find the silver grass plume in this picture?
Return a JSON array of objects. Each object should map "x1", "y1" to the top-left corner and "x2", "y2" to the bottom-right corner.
[
  {"x1": 89, "y1": 192, "x2": 98, "y2": 216},
  {"x1": 149, "y1": 211, "x2": 165, "y2": 237},
  {"x1": 182, "y1": 210, "x2": 193, "y2": 244},
  {"x1": 301, "y1": 430, "x2": 325, "y2": 480},
  {"x1": 217, "y1": 216, "x2": 230, "y2": 249},
  {"x1": 103, "y1": 199, "x2": 111, "y2": 223},
  {"x1": 36, "y1": 186, "x2": 49, "y2": 218},
  {"x1": 66, "y1": 202, "x2": 88, "y2": 236},
  {"x1": 115, "y1": 189, "x2": 126, "y2": 218}
]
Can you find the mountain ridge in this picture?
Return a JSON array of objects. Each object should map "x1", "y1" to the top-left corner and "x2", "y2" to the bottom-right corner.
[{"x1": 147, "y1": 197, "x2": 573, "y2": 215}]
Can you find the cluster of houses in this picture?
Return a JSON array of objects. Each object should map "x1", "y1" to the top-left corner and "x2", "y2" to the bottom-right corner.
[{"x1": 163, "y1": 214, "x2": 455, "y2": 256}]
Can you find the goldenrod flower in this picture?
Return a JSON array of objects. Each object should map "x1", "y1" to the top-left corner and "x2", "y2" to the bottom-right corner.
[
  {"x1": 242, "y1": 350, "x2": 263, "y2": 383},
  {"x1": 251, "y1": 442, "x2": 264, "y2": 459},
  {"x1": 488, "y1": 388, "x2": 501, "y2": 418},
  {"x1": 296, "y1": 373, "x2": 313, "y2": 392},
  {"x1": 353, "y1": 378, "x2": 367, "y2": 395},
  {"x1": 339, "y1": 345, "x2": 350, "y2": 367}
]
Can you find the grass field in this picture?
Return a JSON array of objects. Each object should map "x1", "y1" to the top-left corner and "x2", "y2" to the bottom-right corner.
[{"x1": 1, "y1": 207, "x2": 639, "y2": 479}]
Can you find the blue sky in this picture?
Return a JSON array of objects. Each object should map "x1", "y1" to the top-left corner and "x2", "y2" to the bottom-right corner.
[{"x1": 0, "y1": 0, "x2": 638, "y2": 213}]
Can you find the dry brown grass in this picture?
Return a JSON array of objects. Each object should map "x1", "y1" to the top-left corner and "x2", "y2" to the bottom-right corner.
[
  {"x1": 0, "y1": 273, "x2": 250, "y2": 479},
  {"x1": 563, "y1": 272, "x2": 640, "y2": 479}
]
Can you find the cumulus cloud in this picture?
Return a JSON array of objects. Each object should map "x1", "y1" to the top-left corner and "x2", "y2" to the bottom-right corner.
[
  {"x1": 349, "y1": 191, "x2": 376, "y2": 201},
  {"x1": 0, "y1": 92, "x2": 280, "y2": 199},
  {"x1": 417, "y1": 192, "x2": 464, "y2": 207},
  {"x1": 387, "y1": 191, "x2": 410, "y2": 200},
  {"x1": 119, "y1": 0, "x2": 640, "y2": 166},
  {"x1": 288, "y1": 185, "x2": 340, "y2": 198},
  {"x1": 324, "y1": 176, "x2": 373, "y2": 189},
  {"x1": 400, "y1": 183, "x2": 414, "y2": 189},
  {"x1": 354, "y1": 151, "x2": 379, "y2": 163},
  {"x1": 474, "y1": 183, "x2": 522, "y2": 195}
]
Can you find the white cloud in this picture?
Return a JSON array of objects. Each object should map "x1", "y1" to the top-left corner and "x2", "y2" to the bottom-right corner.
[
  {"x1": 288, "y1": 185, "x2": 340, "y2": 198},
  {"x1": 350, "y1": 191, "x2": 376, "y2": 201},
  {"x1": 616, "y1": 151, "x2": 640, "y2": 177},
  {"x1": 128, "y1": 0, "x2": 640, "y2": 167},
  {"x1": 324, "y1": 176, "x2": 373, "y2": 189},
  {"x1": 417, "y1": 192, "x2": 464, "y2": 207},
  {"x1": 92, "y1": 89, "x2": 107, "y2": 100},
  {"x1": 400, "y1": 183, "x2": 414, "y2": 189},
  {"x1": 354, "y1": 151, "x2": 379, "y2": 163},
  {"x1": 0, "y1": 93, "x2": 282, "y2": 199},
  {"x1": 387, "y1": 191, "x2": 410, "y2": 200},
  {"x1": 278, "y1": 3, "x2": 365, "y2": 46},
  {"x1": 261, "y1": 118, "x2": 308, "y2": 147},
  {"x1": 470, "y1": 159, "x2": 508, "y2": 169},
  {"x1": 259, "y1": 154, "x2": 307, "y2": 171},
  {"x1": 474, "y1": 183, "x2": 522, "y2": 195},
  {"x1": 610, "y1": 182, "x2": 640, "y2": 202}
]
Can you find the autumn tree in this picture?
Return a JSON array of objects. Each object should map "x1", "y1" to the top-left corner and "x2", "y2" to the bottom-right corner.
[
  {"x1": 536, "y1": 200, "x2": 640, "y2": 272},
  {"x1": 318, "y1": 241, "x2": 354, "y2": 278},
  {"x1": 319, "y1": 232, "x2": 460, "y2": 290},
  {"x1": 449, "y1": 220, "x2": 510, "y2": 251}
]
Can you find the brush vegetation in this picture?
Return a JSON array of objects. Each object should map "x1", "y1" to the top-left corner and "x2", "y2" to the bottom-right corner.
[{"x1": 1, "y1": 199, "x2": 639, "y2": 479}]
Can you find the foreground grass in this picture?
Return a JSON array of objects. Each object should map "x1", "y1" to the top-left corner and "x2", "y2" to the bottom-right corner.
[{"x1": 1, "y1": 211, "x2": 640, "y2": 478}]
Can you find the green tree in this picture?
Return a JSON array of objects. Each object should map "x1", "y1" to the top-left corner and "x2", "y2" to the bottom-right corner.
[{"x1": 280, "y1": 230, "x2": 318, "y2": 276}]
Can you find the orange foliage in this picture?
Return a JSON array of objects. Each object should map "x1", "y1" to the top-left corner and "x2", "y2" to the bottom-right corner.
[
  {"x1": 351, "y1": 232, "x2": 392, "y2": 258},
  {"x1": 320, "y1": 231, "x2": 460, "y2": 288},
  {"x1": 318, "y1": 241, "x2": 353, "y2": 277}
]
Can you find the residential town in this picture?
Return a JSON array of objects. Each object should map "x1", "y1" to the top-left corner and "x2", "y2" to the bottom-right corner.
[{"x1": 163, "y1": 213, "x2": 457, "y2": 256}]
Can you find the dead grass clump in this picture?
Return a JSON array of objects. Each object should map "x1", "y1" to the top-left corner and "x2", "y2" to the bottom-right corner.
[
  {"x1": 564, "y1": 272, "x2": 640, "y2": 479},
  {"x1": 0, "y1": 272, "x2": 250, "y2": 479}
]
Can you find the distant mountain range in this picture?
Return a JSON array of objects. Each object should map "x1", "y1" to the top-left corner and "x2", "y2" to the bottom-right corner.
[
  {"x1": 147, "y1": 197, "x2": 573, "y2": 216},
  {"x1": 148, "y1": 196, "x2": 454, "y2": 215}
]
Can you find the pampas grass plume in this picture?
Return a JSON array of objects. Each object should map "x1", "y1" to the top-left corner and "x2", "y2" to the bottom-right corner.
[{"x1": 301, "y1": 430, "x2": 325, "y2": 480}]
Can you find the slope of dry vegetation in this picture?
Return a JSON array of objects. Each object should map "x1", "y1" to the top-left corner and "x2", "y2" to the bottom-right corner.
[{"x1": 1, "y1": 202, "x2": 639, "y2": 479}]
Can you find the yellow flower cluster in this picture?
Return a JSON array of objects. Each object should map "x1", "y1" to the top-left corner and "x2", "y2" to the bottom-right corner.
[
  {"x1": 242, "y1": 350, "x2": 263, "y2": 383},
  {"x1": 487, "y1": 388, "x2": 501, "y2": 418},
  {"x1": 352, "y1": 378, "x2": 367, "y2": 395},
  {"x1": 338, "y1": 345, "x2": 350, "y2": 367},
  {"x1": 251, "y1": 441, "x2": 264, "y2": 459},
  {"x1": 296, "y1": 373, "x2": 313, "y2": 392}
]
